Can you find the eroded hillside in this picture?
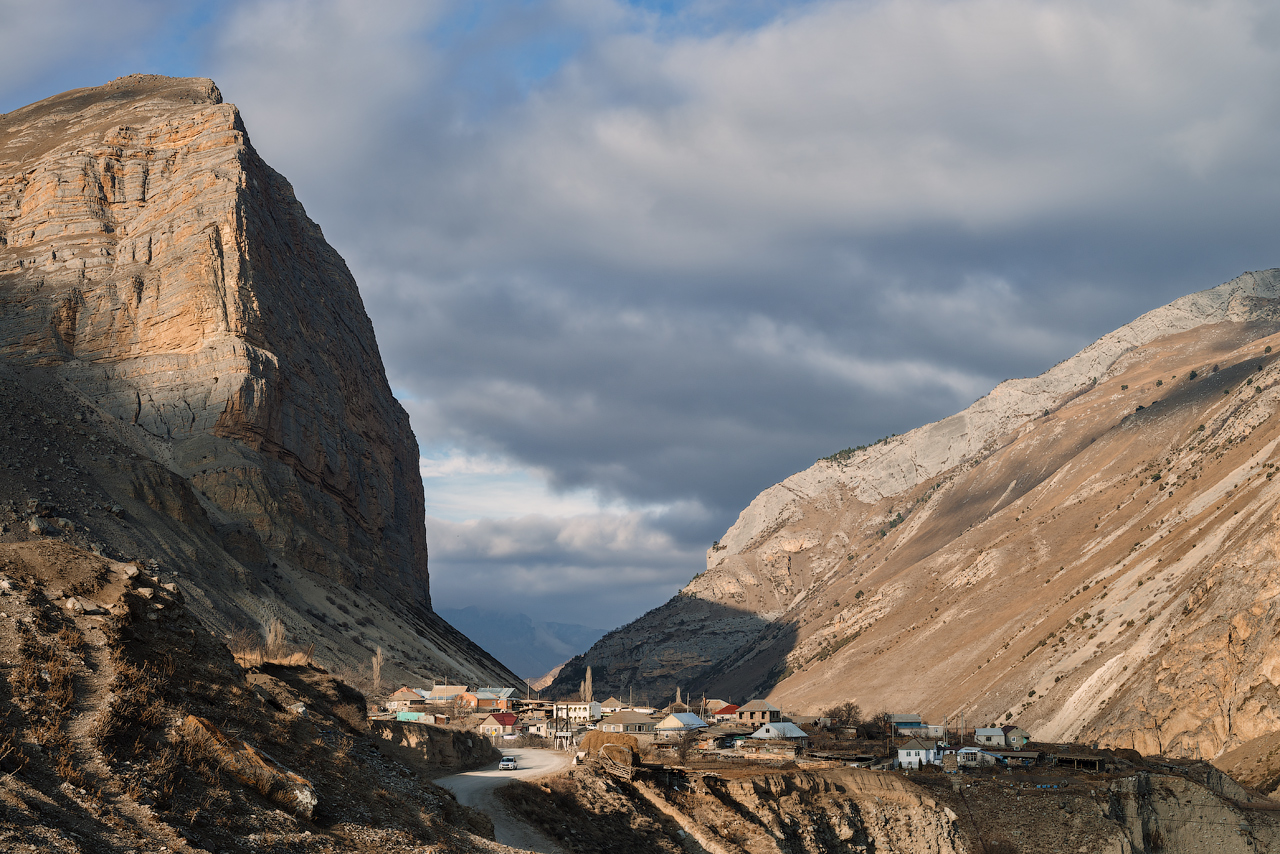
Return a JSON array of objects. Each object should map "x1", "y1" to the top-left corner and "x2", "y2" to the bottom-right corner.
[
  {"x1": 500, "y1": 759, "x2": 1280, "y2": 854},
  {"x1": 554, "y1": 269, "x2": 1280, "y2": 769},
  {"x1": 0, "y1": 536, "x2": 508, "y2": 852}
]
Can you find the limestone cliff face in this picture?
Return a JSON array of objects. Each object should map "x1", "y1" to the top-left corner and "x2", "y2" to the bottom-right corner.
[
  {"x1": 0, "y1": 75, "x2": 424, "y2": 603},
  {"x1": 556, "y1": 270, "x2": 1280, "y2": 762},
  {"x1": 0, "y1": 77, "x2": 521, "y2": 689}
]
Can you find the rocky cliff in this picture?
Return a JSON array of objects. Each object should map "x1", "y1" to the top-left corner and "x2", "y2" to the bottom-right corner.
[
  {"x1": 0, "y1": 76, "x2": 520, "y2": 689},
  {"x1": 553, "y1": 269, "x2": 1280, "y2": 763}
]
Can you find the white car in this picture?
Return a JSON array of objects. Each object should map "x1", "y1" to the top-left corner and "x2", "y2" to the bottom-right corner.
[{"x1": 498, "y1": 756, "x2": 517, "y2": 771}]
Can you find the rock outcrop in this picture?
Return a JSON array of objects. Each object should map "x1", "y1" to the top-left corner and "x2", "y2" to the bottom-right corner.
[
  {"x1": 504, "y1": 761, "x2": 1280, "y2": 853},
  {"x1": 0, "y1": 76, "x2": 520, "y2": 689},
  {"x1": 554, "y1": 269, "x2": 1280, "y2": 763}
]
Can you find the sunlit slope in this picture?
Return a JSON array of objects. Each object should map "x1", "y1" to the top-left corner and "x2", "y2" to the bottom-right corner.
[
  {"x1": 560, "y1": 270, "x2": 1280, "y2": 761},
  {"x1": 760, "y1": 317, "x2": 1280, "y2": 759}
]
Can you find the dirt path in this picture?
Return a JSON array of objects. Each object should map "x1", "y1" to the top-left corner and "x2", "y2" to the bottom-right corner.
[{"x1": 437, "y1": 747, "x2": 572, "y2": 854}]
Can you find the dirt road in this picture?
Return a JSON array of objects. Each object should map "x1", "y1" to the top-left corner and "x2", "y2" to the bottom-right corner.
[{"x1": 437, "y1": 747, "x2": 572, "y2": 853}]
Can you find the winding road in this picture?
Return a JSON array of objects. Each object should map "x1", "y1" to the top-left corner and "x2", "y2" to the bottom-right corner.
[{"x1": 437, "y1": 747, "x2": 573, "y2": 853}]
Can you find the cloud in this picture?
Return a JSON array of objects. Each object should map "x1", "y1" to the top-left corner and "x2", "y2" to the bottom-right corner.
[
  {"x1": 424, "y1": 509, "x2": 705, "y2": 626},
  {"x1": 10, "y1": 0, "x2": 1280, "y2": 628}
]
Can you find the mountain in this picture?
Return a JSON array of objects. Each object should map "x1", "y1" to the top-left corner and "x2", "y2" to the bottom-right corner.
[
  {"x1": 0, "y1": 75, "x2": 521, "y2": 689},
  {"x1": 437, "y1": 606, "x2": 606, "y2": 680},
  {"x1": 552, "y1": 269, "x2": 1280, "y2": 765}
]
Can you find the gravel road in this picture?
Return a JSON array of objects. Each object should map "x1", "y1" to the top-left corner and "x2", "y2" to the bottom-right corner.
[{"x1": 437, "y1": 747, "x2": 572, "y2": 853}]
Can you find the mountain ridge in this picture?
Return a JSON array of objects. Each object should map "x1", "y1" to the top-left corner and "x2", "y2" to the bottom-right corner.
[{"x1": 552, "y1": 269, "x2": 1280, "y2": 771}]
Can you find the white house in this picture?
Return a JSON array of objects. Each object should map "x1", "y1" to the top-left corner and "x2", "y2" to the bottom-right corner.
[
  {"x1": 656, "y1": 713, "x2": 709, "y2": 739},
  {"x1": 897, "y1": 738, "x2": 938, "y2": 769},
  {"x1": 752, "y1": 722, "x2": 809, "y2": 745},
  {"x1": 554, "y1": 701, "x2": 603, "y2": 723},
  {"x1": 600, "y1": 710, "x2": 659, "y2": 734}
]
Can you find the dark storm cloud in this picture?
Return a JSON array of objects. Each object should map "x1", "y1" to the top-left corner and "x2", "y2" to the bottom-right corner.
[{"x1": 8, "y1": 0, "x2": 1280, "y2": 625}]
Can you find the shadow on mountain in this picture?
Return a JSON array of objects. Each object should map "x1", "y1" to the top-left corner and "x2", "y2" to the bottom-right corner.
[{"x1": 545, "y1": 598, "x2": 798, "y2": 707}]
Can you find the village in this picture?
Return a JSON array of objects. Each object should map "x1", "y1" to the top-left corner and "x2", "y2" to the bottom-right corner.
[{"x1": 375, "y1": 683, "x2": 1115, "y2": 774}]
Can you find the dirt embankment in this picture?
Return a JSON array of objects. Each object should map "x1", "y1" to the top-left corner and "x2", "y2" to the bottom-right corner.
[
  {"x1": 371, "y1": 720, "x2": 501, "y2": 774},
  {"x1": 502, "y1": 761, "x2": 1280, "y2": 854}
]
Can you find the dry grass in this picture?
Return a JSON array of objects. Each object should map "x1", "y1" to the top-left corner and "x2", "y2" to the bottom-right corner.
[
  {"x1": 229, "y1": 622, "x2": 314, "y2": 668},
  {"x1": 90, "y1": 658, "x2": 170, "y2": 757},
  {"x1": 579, "y1": 731, "x2": 639, "y2": 753},
  {"x1": 333, "y1": 702, "x2": 367, "y2": 732},
  {"x1": 8, "y1": 620, "x2": 80, "y2": 784}
]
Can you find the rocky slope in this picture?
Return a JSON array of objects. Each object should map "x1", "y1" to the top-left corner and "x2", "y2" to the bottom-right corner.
[
  {"x1": 554, "y1": 269, "x2": 1280, "y2": 765},
  {"x1": 0, "y1": 76, "x2": 520, "y2": 689},
  {"x1": 502, "y1": 760, "x2": 1280, "y2": 854},
  {"x1": 0, "y1": 534, "x2": 515, "y2": 853}
]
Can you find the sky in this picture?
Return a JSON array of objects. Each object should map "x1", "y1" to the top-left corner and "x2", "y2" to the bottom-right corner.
[{"x1": 5, "y1": 0, "x2": 1280, "y2": 631}]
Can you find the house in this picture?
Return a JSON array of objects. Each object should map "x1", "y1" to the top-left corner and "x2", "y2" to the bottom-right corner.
[
  {"x1": 712, "y1": 704, "x2": 740, "y2": 722},
  {"x1": 554, "y1": 701, "x2": 603, "y2": 723},
  {"x1": 896, "y1": 738, "x2": 937, "y2": 769},
  {"x1": 752, "y1": 722, "x2": 809, "y2": 746},
  {"x1": 953, "y1": 746, "x2": 999, "y2": 767},
  {"x1": 888, "y1": 713, "x2": 922, "y2": 735},
  {"x1": 704, "y1": 699, "x2": 730, "y2": 715},
  {"x1": 520, "y1": 715, "x2": 551, "y2": 737},
  {"x1": 656, "y1": 713, "x2": 709, "y2": 739},
  {"x1": 427, "y1": 684, "x2": 468, "y2": 702},
  {"x1": 396, "y1": 711, "x2": 451, "y2": 725},
  {"x1": 479, "y1": 712, "x2": 519, "y2": 737},
  {"x1": 599, "y1": 710, "x2": 659, "y2": 734},
  {"x1": 975, "y1": 727, "x2": 1006, "y2": 746},
  {"x1": 386, "y1": 687, "x2": 428, "y2": 712},
  {"x1": 1001, "y1": 725, "x2": 1031, "y2": 748},
  {"x1": 737, "y1": 700, "x2": 782, "y2": 724},
  {"x1": 599, "y1": 696, "x2": 625, "y2": 714},
  {"x1": 461, "y1": 690, "x2": 515, "y2": 712}
]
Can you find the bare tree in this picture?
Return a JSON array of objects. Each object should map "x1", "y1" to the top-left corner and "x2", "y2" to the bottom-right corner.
[
  {"x1": 584, "y1": 666, "x2": 593, "y2": 703},
  {"x1": 676, "y1": 730, "x2": 698, "y2": 765},
  {"x1": 264, "y1": 618, "x2": 287, "y2": 660},
  {"x1": 822, "y1": 701, "x2": 862, "y2": 729},
  {"x1": 371, "y1": 646, "x2": 385, "y2": 694}
]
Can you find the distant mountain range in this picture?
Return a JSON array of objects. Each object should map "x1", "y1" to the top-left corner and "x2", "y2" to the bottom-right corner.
[{"x1": 437, "y1": 607, "x2": 606, "y2": 680}]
